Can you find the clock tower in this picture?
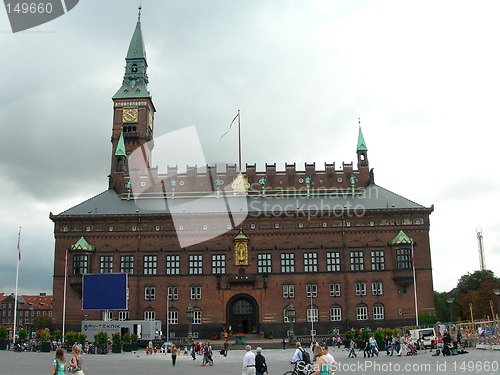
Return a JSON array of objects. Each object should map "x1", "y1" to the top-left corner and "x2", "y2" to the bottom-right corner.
[{"x1": 110, "y1": 6, "x2": 156, "y2": 192}]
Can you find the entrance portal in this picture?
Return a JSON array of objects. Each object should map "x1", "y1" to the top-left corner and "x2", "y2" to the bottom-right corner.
[{"x1": 227, "y1": 294, "x2": 259, "y2": 334}]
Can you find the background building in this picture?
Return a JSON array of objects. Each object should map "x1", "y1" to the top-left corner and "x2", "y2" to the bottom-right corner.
[{"x1": 50, "y1": 11, "x2": 434, "y2": 338}]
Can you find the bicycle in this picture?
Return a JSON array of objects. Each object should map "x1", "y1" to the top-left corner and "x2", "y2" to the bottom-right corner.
[{"x1": 283, "y1": 361, "x2": 315, "y2": 375}]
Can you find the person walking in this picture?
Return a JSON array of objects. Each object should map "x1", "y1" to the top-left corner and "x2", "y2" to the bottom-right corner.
[
  {"x1": 242, "y1": 345, "x2": 256, "y2": 375},
  {"x1": 321, "y1": 344, "x2": 337, "y2": 375},
  {"x1": 171, "y1": 344, "x2": 178, "y2": 366},
  {"x1": 282, "y1": 338, "x2": 287, "y2": 350},
  {"x1": 363, "y1": 338, "x2": 371, "y2": 358},
  {"x1": 223, "y1": 339, "x2": 230, "y2": 357},
  {"x1": 255, "y1": 347, "x2": 268, "y2": 375},
  {"x1": 347, "y1": 339, "x2": 356, "y2": 358},
  {"x1": 51, "y1": 347, "x2": 66, "y2": 375},
  {"x1": 69, "y1": 345, "x2": 84, "y2": 374}
]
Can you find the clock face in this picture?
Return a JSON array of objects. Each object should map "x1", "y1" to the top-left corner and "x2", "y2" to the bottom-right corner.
[{"x1": 122, "y1": 108, "x2": 138, "y2": 123}]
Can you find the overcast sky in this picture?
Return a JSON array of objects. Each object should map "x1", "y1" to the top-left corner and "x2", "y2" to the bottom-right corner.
[{"x1": 0, "y1": 0, "x2": 499, "y2": 296}]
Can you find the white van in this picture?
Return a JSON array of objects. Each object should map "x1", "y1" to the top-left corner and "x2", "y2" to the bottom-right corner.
[{"x1": 409, "y1": 328, "x2": 436, "y2": 348}]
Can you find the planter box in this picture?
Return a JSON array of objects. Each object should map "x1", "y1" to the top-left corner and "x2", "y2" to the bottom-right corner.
[
  {"x1": 0, "y1": 339, "x2": 8, "y2": 350},
  {"x1": 112, "y1": 343, "x2": 121, "y2": 353},
  {"x1": 123, "y1": 343, "x2": 132, "y2": 352},
  {"x1": 41, "y1": 342, "x2": 51, "y2": 352},
  {"x1": 131, "y1": 343, "x2": 139, "y2": 351}
]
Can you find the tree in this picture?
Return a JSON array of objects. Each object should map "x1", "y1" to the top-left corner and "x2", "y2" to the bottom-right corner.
[
  {"x1": 454, "y1": 270, "x2": 498, "y2": 296},
  {"x1": 457, "y1": 279, "x2": 500, "y2": 320},
  {"x1": 32, "y1": 315, "x2": 52, "y2": 331}
]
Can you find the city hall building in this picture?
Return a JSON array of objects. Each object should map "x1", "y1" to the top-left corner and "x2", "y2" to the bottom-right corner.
[{"x1": 50, "y1": 10, "x2": 435, "y2": 338}]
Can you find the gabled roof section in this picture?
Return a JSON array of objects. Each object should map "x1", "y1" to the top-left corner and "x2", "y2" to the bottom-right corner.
[
  {"x1": 357, "y1": 126, "x2": 368, "y2": 151},
  {"x1": 389, "y1": 230, "x2": 414, "y2": 246},
  {"x1": 70, "y1": 236, "x2": 95, "y2": 252}
]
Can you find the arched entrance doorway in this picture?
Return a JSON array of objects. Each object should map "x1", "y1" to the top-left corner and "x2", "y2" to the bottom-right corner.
[{"x1": 227, "y1": 294, "x2": 259, "y2": 334}]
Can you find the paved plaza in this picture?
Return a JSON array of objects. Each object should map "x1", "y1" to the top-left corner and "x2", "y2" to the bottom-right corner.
[{"x1": 1, "y1": 346, "x2": 499, "y2": 375}]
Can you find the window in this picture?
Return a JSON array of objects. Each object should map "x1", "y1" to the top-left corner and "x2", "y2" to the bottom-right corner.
[
  {"x1": 190, "y1": 286, "x2": 201, "y2": 300},
  {"x1": 283, "y1": 308, "x2": 294, "y2": 323},
  {"x1": 396, "y1": 248, "x2": 412, "y2": 269},
  {"x1": 189, "y1": 255, "x2": 203, "y2": 275},
  {"x1": 373, "y1": 304, "x2": 385, "y2": 320},
  {"x1": 72, "y1": 254, "x2": 88, "y2": 275},
  {"x1": 330, "y1": 305, "x2": 342, "y2": 321},
  {"x1": 326, "y1": 252, "x2": 341, "y2": 272},
  {"x1": 211, "y1": 254, "x2": 226, "y2": 274},
  {"x1": 144, "y1": 309, "x2": 156, "y2": 321},
  {"x1": 102, "y1": 310, "x2": 113, "y2": 321},
  {"x1": 356, "y1": 305, "x2": 368, "y2": 320},
  {"x1": 167, "y1": 286, "x2": 178, "y2": 301},
  {"x1": 372, "y1": 281, "x2": 383, "y2": 296},
  {"x1": 350, "y1": 251, "x2": 364, "y2": 271},
  {"x1": 99, "y1": 256, "x2": 113, "y2": 273},
  {"x1": 193, "y1": 309, "x2": 202, "y2": 324},
  {"x1": 306, "y1": 283, "x2": 318, "y2": 298},
  {"x1": 143, "y1": 255, "x2": 158, "y2": 275},
  {"x1": 257, "y1": 253, "x2": 272, "y2": 274},
  {"x1": 371, "y1": 250, "x2": 385, "y2": 270},
  {"x1": 120, "y1": 255, "x2": 134, "y2": 274},
  {"x1": 118, "y1": 311, "x2": 129, "y2": 321},
  {"x1": 168, "y1": 309, "x2": 178, "y2": 324},
  {"x1": 283, "y1": 284, "x2": 295, "y2": 299},
  {"x1": 303, "y1": 252, "x2": 318, "y2": 272},
  {"x1": 233, "y1": 300, "x2": 253, "y2": 314},
  {"x1": 145, "y1": 286, "x2": 156, "y2": 301},
  {"x1": 280, "y1": 253, "x2": 295, "y2": 273},
  {"x1": 355, "y1": 282, "x2": 367, "y2": 296},
  {"x1": 329, "y1": 283, "x2": 341, "y2": 297},
  {"x1": 166, "y1": 255, "x2": 180, "y2": 275},
  {"x1": 307, "y1": 305, "x2": 319, "y2": 322}
]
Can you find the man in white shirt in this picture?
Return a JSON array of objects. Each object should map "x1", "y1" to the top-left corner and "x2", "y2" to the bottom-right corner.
[
  {"x1": 291, "y1": 341, "x2": 304, "y2": 364},
  {"x1": 243, "y1": 345, "x2": 256, "y2": 375},
  {"x1": 321, "y1": 344, "x2": 337, "y2": 375}
]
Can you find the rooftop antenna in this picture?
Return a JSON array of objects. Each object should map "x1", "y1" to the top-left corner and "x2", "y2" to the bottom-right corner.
[
  {"x1": 138, "y1": 0, "x2": 142, "y2": 20},
  {"x1": 476, "y1": 226, "x2": 486, "y2": 271}
]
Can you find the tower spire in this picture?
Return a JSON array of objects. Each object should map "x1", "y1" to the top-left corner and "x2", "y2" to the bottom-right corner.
[
  {"x1": 113, "y1": 4, "x2": 149, "y2": 99},
  {"x1": 356, "y1": 120, "x2": 369, "y2": 169}
]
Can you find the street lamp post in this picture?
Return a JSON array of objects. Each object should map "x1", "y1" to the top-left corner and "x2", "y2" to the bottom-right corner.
[
  {"x1": 186, "y1": 305, "x2": 194, "y2": 342},
  {"x1": 447, "y1": 298, "x2": 455, "y2": 325},
  {"x1": 493, "y1": 289, "x2": 500, "y2": 321},
  {"x1": 287, "y1": 304, "x2": 295, "y2": 344}
]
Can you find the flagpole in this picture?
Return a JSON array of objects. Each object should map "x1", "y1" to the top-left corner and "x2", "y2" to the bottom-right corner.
[
  {"x1": 62, "y1": 248, "x2": 68, "y2": 341},
  {"x1": 237, "y1": 109, "x2": 241, "y2": 172},
  {"x1": 13, "y1": 227, "x2": 21, "y2": 343},
  {"x1": 411, "y1": 241, "x2": 419, "y2": 326}
]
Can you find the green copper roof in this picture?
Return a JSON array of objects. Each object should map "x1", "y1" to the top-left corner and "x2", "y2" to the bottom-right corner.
[
  {"x1": 357, "y1": 127, "x2": 368, "y2": 151},
  {"x1": 389, "y1": 230, "x2": 413, "y2": 246},
  {"x1": 70, "y1": 236, "x2": 95, "y2": 252},
  {"x1": 234, "y1": 228, "x2": 248, "y2": 240},
  {"x1": 115, "y1": 132, "x2": 126, "y2": 157},
  {"x1": 113, "y1": 10, "x2": 150, "y2": 100},
  {"x1": 126, "y1": 18, "x2": 147, "y2": 60}
]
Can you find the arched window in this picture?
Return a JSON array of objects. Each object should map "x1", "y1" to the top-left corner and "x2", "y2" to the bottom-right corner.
[
  {"x1": 330, "y1": 305, "x2": 342, "y2": 321},
  {"x1": 144, "y1": 308, "x2": 155, "y2": 321},
  {"x1": 168, "y1": 308, "x2": 178, "y2": 324},
  {"x1": 131, "y1": 64, "x2": 138, "y2": 72},
  {"x1": 373, "y1": 303, "x2": 384, "y2": 320},
  {"x1": 307, "y1": 305, "x2": 318, "y2": 322},
  {"x1": 193, "y1": 308, "x2": 202, "y2": 324},
  {"x1": 356, "y1": 304, "x2": 368, "y2": 320}
]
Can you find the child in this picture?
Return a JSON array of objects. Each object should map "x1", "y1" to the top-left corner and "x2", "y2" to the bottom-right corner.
[{"x1": 51, "y1": 347, "x2": 66, "y2": 375}]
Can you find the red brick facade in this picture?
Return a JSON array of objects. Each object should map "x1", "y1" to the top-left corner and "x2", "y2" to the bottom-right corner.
[{"x1": 50, "y1": 14, "x2": 435, "y2": 339}]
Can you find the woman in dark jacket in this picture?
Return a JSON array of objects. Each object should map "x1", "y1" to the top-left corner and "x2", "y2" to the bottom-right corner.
[{"x1": 255, "y1": 347, "x2": 268, "y2": 375}]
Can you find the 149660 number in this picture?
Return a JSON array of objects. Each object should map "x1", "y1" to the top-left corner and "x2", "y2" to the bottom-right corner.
[{"x1": 6, "y1": 2, "x2": 53, "y2": 14}]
